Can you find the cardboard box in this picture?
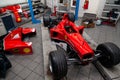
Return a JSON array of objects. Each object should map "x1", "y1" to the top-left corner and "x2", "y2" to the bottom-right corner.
[
  {"x1": 82, "y1": 22, "x2": 95, "y2": 28},
  {"x1": 81, "y1": 13, "x2": 96, "y2": 28}
]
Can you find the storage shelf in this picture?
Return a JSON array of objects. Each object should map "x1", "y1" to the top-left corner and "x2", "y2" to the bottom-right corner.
[
  {"x1": 105, "y1": 4, "x2": 120, "y2": 7},
  {"x1": 101, "y1": 16, "x2": 117, "y2": 20},
  {"x1": 103, "y1": 11, "x2": 120, "y2": 14},
  {"x1": 56, "y1": 10, "x2": 67, "y2": 13},
  {"x1": 58, "y1": 3, "x2": 66, "y2": 6},
  {"x1": 71, "y1": 6, "x2": 76, "y2": 8},
  {"x1": 101, "y1": 0, "x2": 120, "y2": 25},
  {"x1": 23, "y1": 8, "x2": 30, "y2": 11},
  {"x1": 57, "y1": 0, "x2": 75, "y2": 13}
]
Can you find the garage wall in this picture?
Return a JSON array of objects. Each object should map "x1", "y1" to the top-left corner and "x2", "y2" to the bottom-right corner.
[
  {"x1": 107, "y1": 0, "x2": 116, "y2": 4},
  {"x1": 0, "y1": 0, "x2": 106, "y2": 17},
  {"x1": 46, "y1": 0, "x2": 53, "y2": 9},
  {"x1": 0, "y1": 0, "x2": 45, "y2": 7},
  {"x1": 0, "y1": 0, "x2": 28, "y2": 7},
  {"x1": 78, "y1": 0, "x2": 106, "y2": 17},
  {"x1": 46, "y1": 0, "x2": 106, "y2": 17},
  {"x1": 41, "y1": 0, "x2": 45, "y2": 4},
  {"x1": 46, "y1": 0, "x2": 58, "y2": 12},
  {"x1": 97, "y1": 0, "x2": 106, "y2": 17}
]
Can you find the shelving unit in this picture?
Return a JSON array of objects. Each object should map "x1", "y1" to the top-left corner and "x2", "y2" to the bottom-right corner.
[
  {"x1": 56, "y1": 0, "x2": 76, "y2": 14},
  {"x1": 70, "y1": 0, "x2": 76, "y2": 14},
  {"x1": 101, "y1": 0, "x2": 120, "y2": 25},
  {"x1": 105, "y1": 3, "x2": 120, "y2": 7},
  {"x1": 56, "y1": 0, "x2": 69, "y2": 13}
]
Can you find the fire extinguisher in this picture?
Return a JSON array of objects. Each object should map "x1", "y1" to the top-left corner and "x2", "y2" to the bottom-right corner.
[
  {"x1": 51, "y1": 6, "x2": 57, "y2": 16},
  {"x1": 83, "y1": 0, "x2": 89, "y2": 10}
]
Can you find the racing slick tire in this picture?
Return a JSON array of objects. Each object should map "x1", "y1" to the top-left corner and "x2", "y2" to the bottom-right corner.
[
  {"x1": 49, "y1": 50, "x2": 67, "y2": 80},
  {"x1": 43, "y1": 15, "x2": 50, "y2": 27},
  {"x1": 96, "y1": 42, "x2": 120, "y2": 68},
  {"x1": 68, "y1": 13, "x2": 75, "y2": 22}
]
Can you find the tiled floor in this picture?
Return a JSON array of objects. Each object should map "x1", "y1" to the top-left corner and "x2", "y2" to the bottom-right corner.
[{"x1": 67, "y1": 63, "x2": 104, "y2": 80}]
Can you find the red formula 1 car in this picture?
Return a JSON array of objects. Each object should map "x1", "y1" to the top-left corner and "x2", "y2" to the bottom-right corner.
[
  {"x1": 43, "y1": 13, "x2": 120, "y2": 80},
  {"x1": 0, "y1": 27, "x2": 36, "y2": 55}
]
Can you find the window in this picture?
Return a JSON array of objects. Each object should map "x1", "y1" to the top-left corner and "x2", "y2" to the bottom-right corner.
[
  {"x1": 71, "y1": 0, "x2": 76, "y2": 7},
  {"x1": 59, "y1": 0, "x2": 63, "y2": 3}
]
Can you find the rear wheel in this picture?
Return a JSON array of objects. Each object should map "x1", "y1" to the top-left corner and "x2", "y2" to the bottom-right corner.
[
  {"x1": 68, "y1": 13, "x2": 75, "y2": 22},
  {"x1": 96, "y1": 42, "x2": 120, "y2": 68},
  {"x1": 49, "y1": 50, "x2": 67, "y2": 80},
  {"x1": 43, "y1": 15, "x2": 50, "y2": 27}
]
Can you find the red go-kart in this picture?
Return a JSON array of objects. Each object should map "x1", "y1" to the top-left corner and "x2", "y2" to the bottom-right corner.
[
  {"x1": 0, "y1": 27, "x2": 36, "y2": 55},
  {"x1": 43, "y1": 13, "x2": 120, "y2": 80}
]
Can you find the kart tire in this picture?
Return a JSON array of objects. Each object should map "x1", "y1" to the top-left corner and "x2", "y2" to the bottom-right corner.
[
  {"x1": 96, "y1": 42, "x2": 120, "y2": 68},
  {"x1": 49, "y1": 50, "x2": 67, "y2": 80},
  {"x1": 68, "y1": 13, "x2": 75, "y2": 22},
  {"x1": 43, "y1": 15, "x2": 50, "y2": 27}
]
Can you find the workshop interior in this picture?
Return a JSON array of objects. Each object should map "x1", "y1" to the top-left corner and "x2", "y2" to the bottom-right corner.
[{"x1": 0, "y1": 0, "x2": 120, "y2": 80}]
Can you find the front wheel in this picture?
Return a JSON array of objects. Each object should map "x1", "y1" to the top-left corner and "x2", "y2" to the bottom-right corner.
[
  {"x1": 49, "y1": 50, "x2": 67, "y2": 80},
  {"x1": 96, "y1": 42, "x2": 120, "y2": 68}
]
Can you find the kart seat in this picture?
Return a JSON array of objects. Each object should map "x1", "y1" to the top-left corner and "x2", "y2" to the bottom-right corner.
[{"x1": 64, "y1": 26, "x2": 75, "y2": 33}]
